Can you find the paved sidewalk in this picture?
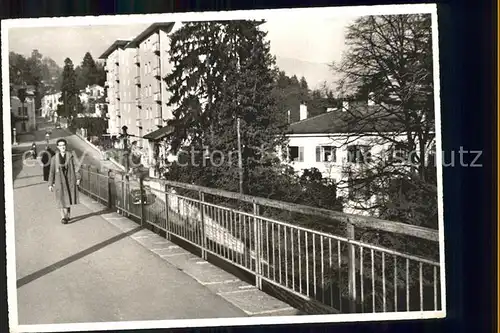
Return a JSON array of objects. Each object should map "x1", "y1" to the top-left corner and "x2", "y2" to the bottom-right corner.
[{"x1": 13, "y1": 155, "x2": 248, "y2": 324}]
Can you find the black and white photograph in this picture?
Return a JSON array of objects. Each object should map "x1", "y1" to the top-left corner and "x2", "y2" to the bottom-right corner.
[{"x1": 3, "y1": 4, "x2": 445, "y2": 332}]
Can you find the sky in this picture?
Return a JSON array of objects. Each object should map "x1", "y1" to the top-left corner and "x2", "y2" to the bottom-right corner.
[{"x1": 7, "y1": 17, "x2": 356, "y2": 88}]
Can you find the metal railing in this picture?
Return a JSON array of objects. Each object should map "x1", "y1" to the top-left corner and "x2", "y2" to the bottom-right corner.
[{"x1": 78, "y1": 165, "x2": 442, "y2": 315}]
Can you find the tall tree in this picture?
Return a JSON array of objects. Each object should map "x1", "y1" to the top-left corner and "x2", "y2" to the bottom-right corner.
[
  {"x1": 76, "y1": 52, "x2": 99, "y2": 90},
  {"x1": 9, "y1": 52, "x2": 28, "y2": 86},
  {"x1": 331, "y1": 14, "x2": 435, "y2": 228},
  {"x1": 58, "y1": 58, "x2": 82, "y2": 121},
  {"x1": 94, "y1": 61, "x2": 107, "y2": 87},
  {"x1": 164, "y1": 20, "x2": 288, "y2": 194},
  {"x1": 272, "y1": 71, "x2": 306, "y2": 123}
]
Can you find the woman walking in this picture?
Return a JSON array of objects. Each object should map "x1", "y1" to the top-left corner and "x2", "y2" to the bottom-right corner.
[
  {"x1": 41, "y1": 146, "x2": 55, "y2": 181},
  {"x1": 48, "y1": 138, "x2": 81, "y2": 224}
]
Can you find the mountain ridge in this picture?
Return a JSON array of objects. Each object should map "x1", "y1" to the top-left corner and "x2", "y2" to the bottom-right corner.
[{"x1": 275, "y1": 56, "x2": 340, "y2": 91}]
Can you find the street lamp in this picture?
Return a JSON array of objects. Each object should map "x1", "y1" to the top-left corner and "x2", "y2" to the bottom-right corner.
[{"x1": 121, "y1": 125, "x2": 130, "y2": 173}]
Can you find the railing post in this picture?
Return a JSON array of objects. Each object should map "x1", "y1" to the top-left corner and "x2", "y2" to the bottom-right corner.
[
  {"x1": 253, "y1": 200, "x2": 262, "y2": 290},
  {"x1": 164, "y1": 184, "x2": 171, "y2": 240},
  {"x1": 107, "y1": 169, "x2": 113, "y2": 208},
  {"x1": 87, "y1": 165, "x2": 91, "y2": 196},
  {"x1": 124, "y1": 174, "x2": 130, "y2": 217},
  {"x1": 347, "y1": 220, "x2": 357, "y2": 313},
  {"x1": 118, "y1": 173, "x2": 124, "y2": 215},
  {"x1": 199, "y1": 191, "x2": 207, "y2": 260},
  {"x1": 139, "y1": 175, "x2": 145, "y2": 227}
]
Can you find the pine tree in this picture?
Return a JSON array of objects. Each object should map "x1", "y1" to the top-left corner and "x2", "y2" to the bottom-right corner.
[
  {"x1": 76, "y1": 52, "x2": 99, "y2": 90},
  {"x1": 58, "y1": 58, "x2": 81, "y2": 121},
  {"x1": 165, "y1": 20, "x2": 288, "y2": 194}
]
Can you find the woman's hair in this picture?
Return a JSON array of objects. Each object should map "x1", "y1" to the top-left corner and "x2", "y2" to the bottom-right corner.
[{"x1": 56, "y1": 138, "x2": 68, "y2": 146}]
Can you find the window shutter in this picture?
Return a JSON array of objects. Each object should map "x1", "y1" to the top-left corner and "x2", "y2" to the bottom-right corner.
[
  {"x1": 332, "y1": 147, "x2": 337, "y2": 162},
  {"x1": 299, "y1": 147, "x2": 304, "y2": 162},
  {"x1": 364, "y1": 146, "x2": 372, "y2": 163},
  {"x1": 316, "y1": 146, "x2": 321, "y2": 162}
]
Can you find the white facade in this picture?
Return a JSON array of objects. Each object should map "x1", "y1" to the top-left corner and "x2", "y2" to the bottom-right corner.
[
  {"x1": 11, "y1": 92, "x2": 36, "y2": 132},
  {"x1": 84, "y1": 84, "x2": 105, "y2": 98},
  {"x1": 41, "y1": 92, "x2": 61, "y2": 118},
  {"x1": 282, "y1": 104, "x2": 436, "y2": 216},
  {"x1": 79, "y1": 85, "x2": 106, "y2": 118},
  {"x1": 99, "y1": 23, "x2": 178, "y2": 173}
]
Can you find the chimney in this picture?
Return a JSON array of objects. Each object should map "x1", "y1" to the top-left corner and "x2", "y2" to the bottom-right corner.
[
  {"x1": 287, "y1": 110, "x2": 291, "y2": 123},
  {"x1": 342, "y1": 100, "x2": 349, "y2": 112},
  {"x1": 368, "y1": 92, "x2": 375, "y2": 106},
  {"x1": 299, "y1": 103, "x2": 308, "y2": 121}
]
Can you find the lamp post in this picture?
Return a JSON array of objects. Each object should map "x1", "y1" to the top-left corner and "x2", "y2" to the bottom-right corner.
[{"x1": 121, "y1": 125, "x2": 130, "y2": 173}]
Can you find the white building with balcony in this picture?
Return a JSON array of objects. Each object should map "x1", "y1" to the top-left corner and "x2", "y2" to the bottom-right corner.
[{"x1": 41, "y1": 92, "x2": 62, "y2": 119}]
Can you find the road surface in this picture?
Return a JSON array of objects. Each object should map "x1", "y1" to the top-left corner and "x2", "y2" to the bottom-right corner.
[{"x1": 12, "y1": 128, "x2": 247, "y2": 324}]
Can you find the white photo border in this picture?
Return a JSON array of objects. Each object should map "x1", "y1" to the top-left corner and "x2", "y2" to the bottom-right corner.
[{"x1": 2, "y1": 3, "x2": 446, "y2": 332}]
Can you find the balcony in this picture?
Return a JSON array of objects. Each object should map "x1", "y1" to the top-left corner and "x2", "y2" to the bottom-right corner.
[
  {"x1": 152, "y1": 66, "x2": 161, "y2": 78},
  {"x1": 153, "y1": 41, "x2": 160, "y2": 53},
  {"x1": 153, "y1": 91, "x2": 161, "y2": 103},
  {"x1": 105, "y1": 97, "x2": 110, "y2": 103},
  {"x1": 153, "y1": 104, "x2": 161, "y2": 119},
  {"x1": 134, "y1": 53, "x2": 140, "y2": 65},
  {"x1": 134, "y1": 75, "x2": 141, "y2": 86},
  {"x1": 104, "y1": 81, "x2": 109, "y2": 88},
  {"x1": 154, "y1": 117, "x2": 162, "y2": 127},
  {"x1": 115, "y1": 91, "x2": 120, "y2": 100},
  {"x1": 136, "y1": 118, "x2": 142, "y2": 128},
  {"x1": 104, "y1": 64, "x2": 109, "y2": 72},
  {"x1": 114, "y1": 71, "x2": 120, "y2": 82},
  {"x1": 135, "y1": 98, "x2": 142, "y2": 108}
]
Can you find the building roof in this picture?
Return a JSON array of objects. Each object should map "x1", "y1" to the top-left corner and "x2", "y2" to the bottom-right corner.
[
  {"x1": 98, "y1": 39, "x2": 131, "y2": 59},
  {"x1": 143, "y1": 125, "x2": 174, "y2": 141},
  {"x1": 95, "y1": 96, "x2": 106, "y2": 103},
  {"x1": 288, "y1": 103, "x2": 404, "y2": 135},
  {"x1": 126, "y1": 22, "x2": 176, "y2": 48}
]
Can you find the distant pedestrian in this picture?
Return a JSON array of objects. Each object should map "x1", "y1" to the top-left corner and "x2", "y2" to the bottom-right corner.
[
  {"x1": 48, "y1": 138, "x2": 82, "y2": 224},
  {"x1": 40, "y1": 146, "x2": 55, "y2": 181},
  {"x1": 30, "y1": 142, "x2": 37, "y2": 159}
]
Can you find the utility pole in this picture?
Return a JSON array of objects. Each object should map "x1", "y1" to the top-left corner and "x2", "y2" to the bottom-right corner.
[{"x1": 236, "y1": 117, "x2": 244, "y2": 195}]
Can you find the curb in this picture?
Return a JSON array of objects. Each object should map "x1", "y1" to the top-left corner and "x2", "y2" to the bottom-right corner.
[{"x1": 78, "y1": 192, "x2": 299, "y2": 318}]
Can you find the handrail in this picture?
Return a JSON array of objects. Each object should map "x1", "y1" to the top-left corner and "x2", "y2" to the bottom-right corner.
[
  {"x1": 79, "y1": 165, "x2": 442, "y2": 314},
  {"x1": 142, "y1": 177, "x2": 439, "y2": 242}
]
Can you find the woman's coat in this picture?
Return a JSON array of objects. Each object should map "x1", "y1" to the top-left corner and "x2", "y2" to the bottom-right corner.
[{"x1": 48, "y1": 151, "x2": 82, "y2": 208}]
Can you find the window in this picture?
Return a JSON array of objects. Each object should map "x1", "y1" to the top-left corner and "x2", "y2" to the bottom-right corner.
[
  {"x1": 390, "y1": 143, "x2": 409, "y2": 164},
  {"x1": 18, "y1": 106, "x2": 27, "y2": 116},
  {"x1": 316, "y1": 146, "x2": 336, "y2": 162},
  {"x1": 347, "y1": 145, "x2": 371, "y2": 164},
  {"x1": 288, "y1": 146, "x2": 304, "y2": 162},
  {"x1": 426, "y1": 142, "x2": 436, "y2": 167}
]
